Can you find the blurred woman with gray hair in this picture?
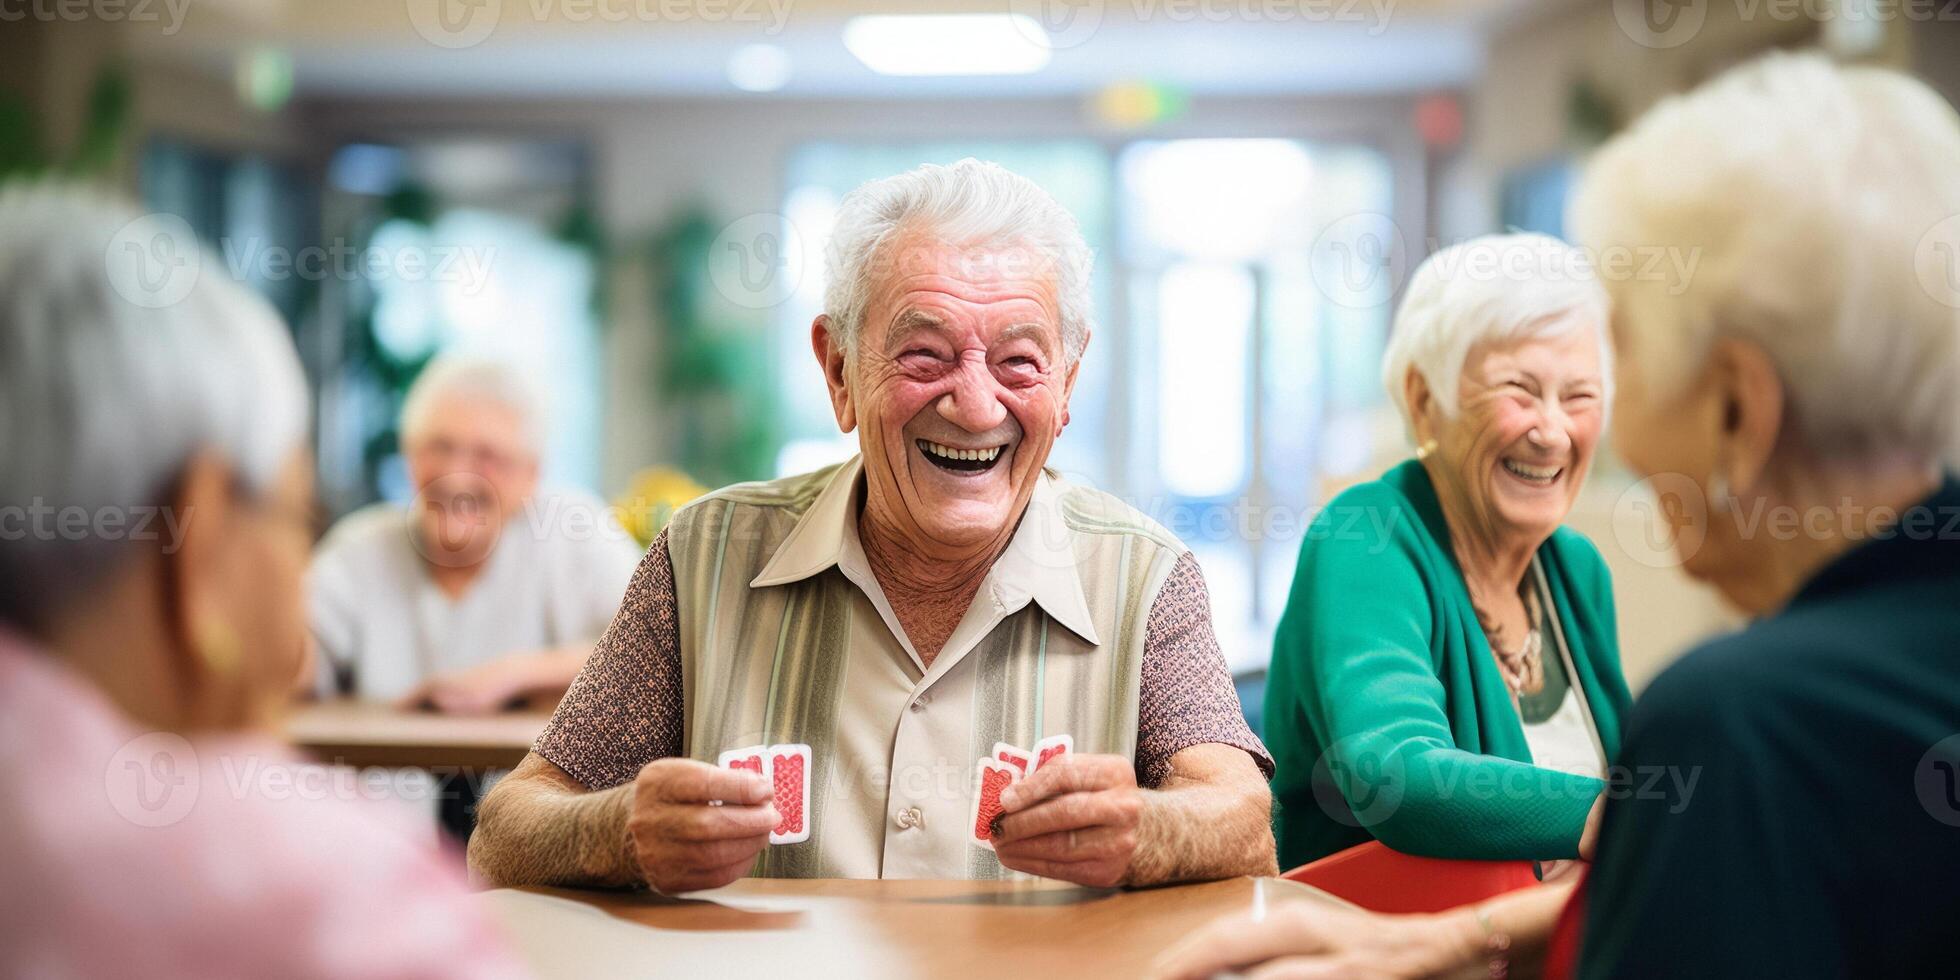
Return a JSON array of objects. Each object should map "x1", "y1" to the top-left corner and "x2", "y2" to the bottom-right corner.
[
  {"x1": 1157, "y1": 52, "x2": 1960, "y2": 980},
  {"x1": 0, "y1": 182, "x2": 520, "y2": 978},
  {"x1": 1264, "y1": 232, "x2": 1633, "y2": 869}
]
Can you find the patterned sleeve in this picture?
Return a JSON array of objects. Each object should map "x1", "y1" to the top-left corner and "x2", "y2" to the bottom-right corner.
[
  {"x1": 533, "y1": 526, "x2": 684, "y2": 790},
  {"x1": 1134, "y1": 551, "x2": 1275, "y2": 788}
]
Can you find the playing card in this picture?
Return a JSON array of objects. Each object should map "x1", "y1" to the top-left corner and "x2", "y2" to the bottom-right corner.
[
  {"x1": 717, "y1": 744, "x2": 768, "y2": 778},
  {"x1": 969, "y1": 759, "x2": 1019, "y2": 850},
  {"x1": 992, "y1": 741, "x2": 1034, "y2": 776},
  {"x1": 1031, "y1": 733, "x2": 1073, "y2": 773},
  {"x1": 767, "y1": 743, "x2": 811, "y2": 845}
]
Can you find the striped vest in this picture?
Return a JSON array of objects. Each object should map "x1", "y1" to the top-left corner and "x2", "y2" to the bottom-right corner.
[{"x1": 664, "y1": 456, "x2": 1184, "y2": 878}]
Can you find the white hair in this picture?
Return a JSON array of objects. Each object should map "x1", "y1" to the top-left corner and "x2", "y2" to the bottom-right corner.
[
  {"x1": 0, "y1": 180, "x2": 309, "y2": 627},
  {"x1": 823, "y1": 158, "x2": 1095, "y2": 363},
  {"x1": 1569, "y1": 52, "x2": 1960, "y2": 463},
  {"x1": 399, "y1": 354, "x2": 545, "y2": 458},
  {"x1": 1381, "y1": 232, "x2": 1613, "y2": 437}
]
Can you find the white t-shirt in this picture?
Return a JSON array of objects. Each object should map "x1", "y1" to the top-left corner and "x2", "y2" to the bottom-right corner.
[{"x1": 308, "y1": 491, "x2": 644, "y2": 700}]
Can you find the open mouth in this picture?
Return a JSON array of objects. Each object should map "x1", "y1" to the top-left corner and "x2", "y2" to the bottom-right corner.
[
  {"x1": 1501, "y1": 458, "x2": 1563, "y2": 487},
  {"x1": 917, "y1": 439, "x2": 1005, "y2": 473}
]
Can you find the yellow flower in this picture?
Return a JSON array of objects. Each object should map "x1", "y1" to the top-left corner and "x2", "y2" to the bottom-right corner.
[{"x1": 611, "y1": 466, "x2": 710, "y2": 546}]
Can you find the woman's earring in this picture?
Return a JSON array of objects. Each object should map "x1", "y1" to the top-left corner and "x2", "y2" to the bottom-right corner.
[
  {"x1": 1415, "y1": 439, "x2": 1439, "y2": 461},
  {"x1": 195, "y1": 618, "x2": 243, "y2": 677}
]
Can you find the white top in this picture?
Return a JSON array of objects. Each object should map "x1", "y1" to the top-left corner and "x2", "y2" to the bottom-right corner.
[
  {"x1": 308, "y1": 491, "x2": 643, "y2": 700},
  {"x1": 1522, "y1": 687, "x2": 1606, "y2": 780},
  {"x1": 1519, "y1": 560, "x2": 1608, "y2": 781}
]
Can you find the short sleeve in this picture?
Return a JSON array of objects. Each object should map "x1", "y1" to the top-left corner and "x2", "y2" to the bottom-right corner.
[
  {"x1": 533, "y1": 527, "x2": 685, "y2": 789},
  {"x1": 306, "y1": 531, "x2": 367, "y2": 697},
  {"x1": 1134, "y1": 551, "x2": 1274, "y2": 787}
]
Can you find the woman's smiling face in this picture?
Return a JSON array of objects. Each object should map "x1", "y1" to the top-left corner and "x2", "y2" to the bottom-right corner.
[
  {"x1": 824, "y1": 231, "x2": 1081, "y2": 554},
  {"x1": 1428, "y1": 325, "x2": 1606, "y2": 543}
]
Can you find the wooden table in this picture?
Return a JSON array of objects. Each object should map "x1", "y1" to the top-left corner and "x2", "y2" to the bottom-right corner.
[
  {"x1": 480, "y1": 877, "x2": 1344, "y2": 979},
  {"x1": 284, "y1": 700, "x2": 549, "y2": 770}
]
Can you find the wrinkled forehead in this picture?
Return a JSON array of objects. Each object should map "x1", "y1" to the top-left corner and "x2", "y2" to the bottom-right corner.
[
  {"x1": 1464, "y1": 319, "x2": 1604, "y2": 379},
  {"x1": 863, "y1": 234, "x2": 1064, "y2": 343}
]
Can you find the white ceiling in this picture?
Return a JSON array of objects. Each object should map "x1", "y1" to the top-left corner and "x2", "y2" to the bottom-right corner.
[{"x1": 138, "y1": 0, "x2": 1577, "y2": 100}]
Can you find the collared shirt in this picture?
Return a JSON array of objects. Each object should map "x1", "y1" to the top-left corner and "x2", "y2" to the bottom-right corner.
[{"x1": 536, "y1": 457, "x2": 1269, "y2": 880}]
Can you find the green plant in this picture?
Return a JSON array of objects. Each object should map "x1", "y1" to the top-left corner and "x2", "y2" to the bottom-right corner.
[{"x1": 0, "y1": 63, "x2": 132, "y2": 179}]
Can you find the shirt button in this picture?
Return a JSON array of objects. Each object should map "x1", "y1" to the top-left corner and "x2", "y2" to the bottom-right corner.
[
  {"x1": 910, "y1": 694, "x2": 931, "y2": 712},
  {"x1": 893, "y1": 807, "x2": 916, "y2": 830}
]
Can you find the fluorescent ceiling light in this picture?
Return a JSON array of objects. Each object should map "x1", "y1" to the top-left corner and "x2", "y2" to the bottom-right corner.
[
  {"x1": 727, "y1": 43, "x2": 792, "y2": 92},
  {"x1": 843, "y1": 15, "x2": 1052, "y2": 76}
]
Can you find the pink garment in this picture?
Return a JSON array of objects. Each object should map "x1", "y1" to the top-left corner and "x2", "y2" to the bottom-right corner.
[{"x1": 0, "y1": 631, "x2": 528, "y2": 980}]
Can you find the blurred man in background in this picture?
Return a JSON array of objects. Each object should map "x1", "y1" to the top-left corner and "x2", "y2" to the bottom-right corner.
[
  {"x1": 309, "y1": 355, "x2": 642, "y2": 836},
  {"x1": 311, "y1": 355, "x2": 641, "y2": 712}
]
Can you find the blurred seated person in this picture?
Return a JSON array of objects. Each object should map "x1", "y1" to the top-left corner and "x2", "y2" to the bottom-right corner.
[
  {"x1": 1153, "y1": 53, "x2": 1960, "y2": 980},
  {"x1": 470, "y1": 159, "x2": 1275, "y2": 893},
  {"x1": 309, "y1": 355, "x2": 641, "y2": 714},
  {"x1": 1266, "y1": 234, "x2": 1632, "y2": 870},
  {"x1": 0, "y1": 182, "x2": 521, "y2": 978}
]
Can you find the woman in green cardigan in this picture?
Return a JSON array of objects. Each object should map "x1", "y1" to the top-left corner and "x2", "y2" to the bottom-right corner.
[{"x1": 1266, "y1": 233, "x2": 1633, "y2": 869}]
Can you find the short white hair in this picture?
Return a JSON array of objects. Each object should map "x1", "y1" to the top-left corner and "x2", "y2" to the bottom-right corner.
[
  {"x1": 399, "y1": 354, "x2": 545, "y2": 458},
  {"x1": 0, "y1": 180, "x2": 309, "y2": 627},
  {"x1": 1381, "y1": 232, "x2": 1613, "y2": 436},
  {"x1": 823, "y1": 158, "x2": 1095, "y2": 363},
  {"x1": 1569, "y1": 52, "x2": 1960, "y2": 462}
]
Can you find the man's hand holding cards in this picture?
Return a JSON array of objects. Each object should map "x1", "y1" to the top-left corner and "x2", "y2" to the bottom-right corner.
[
  {"x1": 623, "y1": 756, "x2": 778, "y2": 895},
  {"x1": 977, "y1": 737, "x2": 1148, "y2": 888}
]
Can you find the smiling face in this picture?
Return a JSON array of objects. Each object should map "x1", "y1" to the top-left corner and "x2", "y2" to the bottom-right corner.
[
  {"x1": 1417, "y1": 324, "x2": 1606, "y2": 546},
  {"x1": 815, "y1": 231, "x2": 1081, "y2": 556},
  {"x1": 403, "y1": 392, "x2": 539, "y2": 568}
]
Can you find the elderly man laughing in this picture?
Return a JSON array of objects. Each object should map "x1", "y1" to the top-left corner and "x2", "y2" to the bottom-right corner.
[{"x1": 470, "y1": 159, "x2": 1274, "y2": 891}]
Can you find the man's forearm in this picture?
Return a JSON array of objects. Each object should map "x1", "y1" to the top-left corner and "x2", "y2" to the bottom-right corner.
[
  {"x1": 1127, "y1": 758, "x2": 1277, "y2": 887},
  {"x1": 468, "y1": 758, "x2": 641, "y2": 889}
]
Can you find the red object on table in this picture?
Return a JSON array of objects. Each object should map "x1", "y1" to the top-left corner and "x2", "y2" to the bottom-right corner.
[
  {"x1": 1281, "y1": 841, "x2": 1540, "y2": 914},
  {"x1": 1541, "y1": 870, "x2": 1590, "y2": 980}
]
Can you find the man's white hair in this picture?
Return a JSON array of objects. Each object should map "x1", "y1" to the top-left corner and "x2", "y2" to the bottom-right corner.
[
  {"x1": 1569, "y1": 52, "x2": 1960, "y2": 463},
  {"x1": 1381, "y1": 232, "x2": 1613, "y2": 437},
  {"x1": 0, "y1": 180, "x2": 309, "y2": 627},
  {"x1": 399, "y1": 354, "x2": 545, "y2": 458},
  {"x1": 823, "y1": 158, "x2": 1095, "y2": 363}
]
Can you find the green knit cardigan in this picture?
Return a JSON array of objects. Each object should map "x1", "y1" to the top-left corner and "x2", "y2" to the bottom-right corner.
[{"x1": 1265, "y1": 460, "x2": 1632, "y2": 868}]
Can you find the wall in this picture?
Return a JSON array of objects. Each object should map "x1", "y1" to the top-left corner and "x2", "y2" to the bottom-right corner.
[{"x1": 300, "y1": 91, "x2": 1437, "y2": 497}]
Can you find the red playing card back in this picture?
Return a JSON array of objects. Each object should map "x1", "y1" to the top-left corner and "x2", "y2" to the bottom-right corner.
[
  {"x1": 772, "y1": 750, "x2": 804, "y2": 837},
  {"x1": 971, "y1": 761, "x2": 1016, "y2": 849},
  {"x1": 993, "y1": 741, "x2": 1032, "y2": 775},
  {"x1": 766, "y1": 743, "x2": 811, "y2": 845},
  {"x1": 1033, "y1": 734, "x2": 1072, "y2": 771}
]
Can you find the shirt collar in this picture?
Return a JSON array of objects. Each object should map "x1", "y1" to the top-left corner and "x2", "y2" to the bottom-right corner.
[{"x1": 750, "y1": 455, "x2": 1101, "y2": 646}]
